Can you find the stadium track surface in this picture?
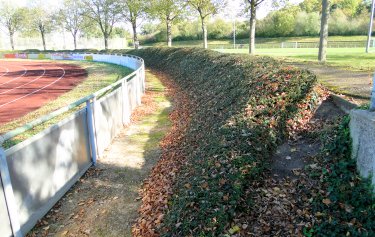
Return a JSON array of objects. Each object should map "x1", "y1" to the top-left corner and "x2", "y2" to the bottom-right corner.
[{"x1": 0, "y1": 60, "x2": 87, "y2": 125}]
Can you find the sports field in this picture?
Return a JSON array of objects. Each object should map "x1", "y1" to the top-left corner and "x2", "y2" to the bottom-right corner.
[
  {"x1": 0, "y1": 60, "x2": 87, "y2": 124},
  {"x1": 145, "y1": 35, "x2": 369, "y2": 47},
  {"x1": 216, "y1": 47, "x2": 375, "y2": 71},
  {"x1": 0, "y1": 59, "x2": 133, "y2": 147}
]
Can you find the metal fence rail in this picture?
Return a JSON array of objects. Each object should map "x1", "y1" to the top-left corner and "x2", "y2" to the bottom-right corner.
[
  {"x1": 0, "y1": 35, "x2": 127, "y2": 50},
  {"x1": 0, "y1": 52, "x2": 145, "y2": 237},
  {"x1": 209, "y1": 40, "x2": 375, "y2": 49}
]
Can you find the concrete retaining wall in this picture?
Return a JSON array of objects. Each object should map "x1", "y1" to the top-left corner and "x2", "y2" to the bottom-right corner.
[
  {"x1": 350, "y1": 110, "x2": 375, "y2": 186},
  {"x1": 0, "y1": 53, "x2": 145, "y2": 236}
]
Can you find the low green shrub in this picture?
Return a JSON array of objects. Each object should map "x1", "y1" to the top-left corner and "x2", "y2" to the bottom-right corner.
[
  {"x1": 128, "y1": 48, "x2": 316, "y2": 236},
  {"x1": 307, "y1": 116, "x2": 375, "y2": 236}
]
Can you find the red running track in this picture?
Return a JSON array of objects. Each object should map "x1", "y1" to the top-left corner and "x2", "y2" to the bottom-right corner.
[{"x1": 0, "y1": 60, "x2": 87, "y2": 125}]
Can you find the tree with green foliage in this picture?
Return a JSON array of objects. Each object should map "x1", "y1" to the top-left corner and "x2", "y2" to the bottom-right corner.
[
  {"x1": 333, "y1": 0, "x2": 363, "y2": 16},
  {"x1": 121, "y1": 0, "x2": 146, "y2": 49},
  {"x1": 207, "y1": 19, "x2": 232, "y2": 39},
  {"x1": 175, "y1": 20, "x2": 201, "y2": 40},
  {"x1": 299, "y1": 0, "x2": 362, "y2": 16},
  {"x1": 298, "y1": 0, "x2": 321, "y2": 13},
  {"x1": 294, "y1": 11, "x2": 320, "y2": 36},
  {"x1": 58, "y1": 0, "x2": 86, "y2": 50},
  {"x1": 148, "y1": 0, "x2": 186, "y2": 47},
  {"x1": 29, "y1": 5, "x2": 55, "y2": 51},
  {"x1": 0, "y1": 1, "x2": 26, "y2": 50},
  {"x1": 82, "y1": 0, "x2": 122, "y2": 49},
  {"x1": 270, "y1": 8, "x2": 297, "y2": 36},
  {"x1": 186, "y1": 0, "x2": 226, "y2": 49}
]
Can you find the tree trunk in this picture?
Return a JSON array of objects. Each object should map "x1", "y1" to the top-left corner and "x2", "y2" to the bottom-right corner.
[
  {"x1": 73, "y1": 32, "x2": 77, "y2": 50},
  {"x1": 319, "y1": 0, "x2": 330, "y2": 63},
  {"x1": 41, "y1": 31, "x2": 46, "y2": 51},
  {"x1": 167, "y1": 19, "x2": 172, "y2": 47},
  {"x1": 132, "y1": 20, "x2": 138, "y2": 49},
  {"x1": 249, "y1": 1, "x2": 256, "y2": 55},
  {"x1": 9, "y1": 31, "x2": 14, "y2": 50},
  {"x1": 201, "y1": 19, "x2": 208, "y2": 49},
  {"x1": 104, "y1": 34, "x2": 108, "y2": 50}
]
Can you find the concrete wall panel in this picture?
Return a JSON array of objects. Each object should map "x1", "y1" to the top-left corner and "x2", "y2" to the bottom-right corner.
[
  {"x1": 5, "y1": 109, "x2": 91, "y2": 235},
  {"x1": 350, "y1": 110, "x2": 375, "y2": 187}
]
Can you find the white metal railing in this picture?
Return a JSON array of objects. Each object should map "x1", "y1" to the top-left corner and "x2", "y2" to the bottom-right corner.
[
  {"x1": 0, "y1": 52, "x2": 145, "y2": 236},
  {"x1": 209, "y1": 40, "x2": 374, "y2": 50}
]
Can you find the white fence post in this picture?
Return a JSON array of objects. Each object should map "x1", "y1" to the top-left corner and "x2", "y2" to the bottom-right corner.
[
  {"x1": 142, "y1": 64, "x2": 146, "y2": 93},
  {"x1": 122, "y1": 80, "x2": 131, "y2": 125},
  {"x1": 371, "y1": 73, "x2": 375, "y2": 111},
  {"x1": 136, "y1": 71, "x2": 142, "y2": 106},
  {"x1": 0, "y1": 148, "x2": 22, "y2": 237},
  {"x1": 86, "y1": 99, "x2": 98, "y2": 165}
]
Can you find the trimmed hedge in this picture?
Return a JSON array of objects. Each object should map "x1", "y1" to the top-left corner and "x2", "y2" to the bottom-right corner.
[{"x1": 128, "y1": 48, "x2": 317, "y2": 236}]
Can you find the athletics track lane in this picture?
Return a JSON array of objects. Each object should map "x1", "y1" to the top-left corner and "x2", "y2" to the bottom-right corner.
[{"x1": 0, "y1": 60, "x2": 87, "y2": 125}]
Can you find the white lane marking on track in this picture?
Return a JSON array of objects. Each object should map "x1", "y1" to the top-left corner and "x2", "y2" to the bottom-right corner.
[
  {"x1": 0, "y1": 66, "x2": 28, "y2": 86},
  {"x1": 0, "y1": 66, "x2": 9, "y2": 78},
  {"x1": 0, "y1": 67, "x2": 46, "y2": 95},
  {"x1": 0, "y1": 66, "x2": 66, "y2": 109}
]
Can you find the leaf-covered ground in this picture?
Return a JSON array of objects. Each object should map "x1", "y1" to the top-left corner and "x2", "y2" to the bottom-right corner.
[
  {"x1": 128, "y1": 48, "x2": 374, "y2": 236},
  {"x1": 129, "y1": 48, "x2": 320, "y2": 236},
  {"x1": 132, "y1": 66, "x2": 193, "y2": 237},
  {"x1": 226, "y1": 96, "x2": 372, "y2": 236}
]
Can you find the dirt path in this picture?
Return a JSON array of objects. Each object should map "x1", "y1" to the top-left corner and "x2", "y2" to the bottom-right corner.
[
  {"x1": 271, "y1": 97, "x2": 346, "y2": 180},
  {"x1": 27, "y1": 69, "x2": 172, "y2": 237},
  {"x1": 290, "y1": 62, "x2": 372, "y2": 105},
  {"x1": 232, "y1": 96, "x2": 347, "y2": 236}
]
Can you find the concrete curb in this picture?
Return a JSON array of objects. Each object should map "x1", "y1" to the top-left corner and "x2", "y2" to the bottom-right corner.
[{"x1": 330, "y1": 94, "x2": 358, "y2": 114}]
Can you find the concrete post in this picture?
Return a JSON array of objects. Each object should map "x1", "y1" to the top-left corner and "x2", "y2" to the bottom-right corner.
[
  {"x1": 350, "y1": 110, "x2": 375, "y2": 188},
  {"x1": 136, "y1": 72, "x2": 142, "y2": 106},
  {"x1": 0, "y1": 148, "x2": 22, "y2": 237},
  {"x1": 122, "y1": 80, "x2": 130, "y2": 125},
  {"x1": 86, "y1": 99, "x2": 97, "y2": 165},
  {"x1": 371, "y1": 73, "x2": 375, "y2": 111},
  {"x1": 142, "y1": 65, "x2": 146, "y2": 93}
]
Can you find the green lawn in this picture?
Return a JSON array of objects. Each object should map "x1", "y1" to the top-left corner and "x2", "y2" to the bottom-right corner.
[
  {"x1": 144, "y1": 35, "x2": 369, "y2": 47},
  {"x1": 216, "y1": 47, "x2": 375, "y2": 72}
]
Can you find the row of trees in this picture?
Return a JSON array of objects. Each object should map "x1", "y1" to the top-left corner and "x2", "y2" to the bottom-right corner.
[
  {"x1": 142, "y1": 0, "x2": 371, "y2": 43},
  {"x1": 0, "y1": 0, "x2": 227, "y2": 50},
  {"x1": 0, "y1": 0, "x2": 371, "y2": 62},
  {"x1": 257, "y1": 2, "x2": 370, "y2": 37}
]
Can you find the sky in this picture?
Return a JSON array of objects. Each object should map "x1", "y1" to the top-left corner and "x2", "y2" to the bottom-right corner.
[
  {"x1": 5, "y1": 0, "x2": 306, "y2": 32},
  {"x1": 12, "y1": 0, "x2": 305, "y2": 19},
  {"x1": 5, "y1": 0, "x2": 62, "y2": 10}
]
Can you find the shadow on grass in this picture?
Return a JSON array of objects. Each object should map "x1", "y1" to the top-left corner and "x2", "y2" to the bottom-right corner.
[
  {"x1": 27, "y1": 70, "x2": 172, "y2": 237},
  {"x1": 89, "y1": 107, "x2": 171, "y2": 237}
]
